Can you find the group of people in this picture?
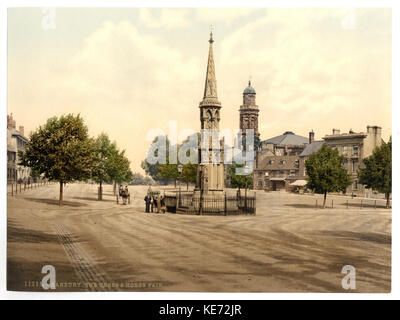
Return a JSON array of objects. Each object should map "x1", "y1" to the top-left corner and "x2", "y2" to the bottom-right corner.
[{"x1": 144, "y1": 194, "x2": 166, "y2": 214}]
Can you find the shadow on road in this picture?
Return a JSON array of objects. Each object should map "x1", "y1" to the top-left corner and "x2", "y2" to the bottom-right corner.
[
  {"x1": 7, "y1": 224, "x2": 59, "y2": 244},
  {"x1": 74, "y1": 196, "x2": 115, "y2": 203},
  {"x1": 24, "y1": 197, "x2": 87, "y2": 207}
]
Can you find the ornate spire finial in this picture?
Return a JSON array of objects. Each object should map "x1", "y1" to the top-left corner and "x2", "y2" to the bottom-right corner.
[
  {"x1": 209, "y1": 25, "x2": 214, "y2": 43},
  {"x1": 200, "y1": 26, "x2": 220, "y2": 107}
]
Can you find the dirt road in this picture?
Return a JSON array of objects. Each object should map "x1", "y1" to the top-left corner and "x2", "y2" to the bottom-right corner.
[{"x1": 7, "y1": 183, "x2": 391, "y2": 292}]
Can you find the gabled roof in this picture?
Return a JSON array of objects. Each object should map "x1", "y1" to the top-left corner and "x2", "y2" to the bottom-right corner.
[
  {"x1": 262, "y1": 131, "x2": 309, "y2": 146},
  {"x1": 300, "y1": 140, "x2": 324, "y2": 157}
]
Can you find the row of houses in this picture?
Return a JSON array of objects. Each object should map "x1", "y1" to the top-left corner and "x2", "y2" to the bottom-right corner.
[
  {"x1": 7, "y1": 114, "x2": 31, "y2": 183},
  {"x1": 237, "y1": 80, "x2": 384, "y2": 197},
  {"x1": 253, "y1": 125, "x2": 383, "y2": 197}
]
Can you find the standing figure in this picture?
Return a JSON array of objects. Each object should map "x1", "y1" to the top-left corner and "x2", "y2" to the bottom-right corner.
[
  {"x1": 160, "y1": 196, "x2": 166, "y2": 214},
  {"x1": 144, "y1": 195, "x2": 151, "y2": 213},
  {"x1": 153, "y1": 196, "x2": 158, "y2": 213},
  {"x1": 157, "y1": 195, "x2": 161, "y2": 213}
]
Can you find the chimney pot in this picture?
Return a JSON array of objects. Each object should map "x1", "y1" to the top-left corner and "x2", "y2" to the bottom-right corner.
[{"x1": 309, "y1": 130, "x2": 315, "y2": 144}]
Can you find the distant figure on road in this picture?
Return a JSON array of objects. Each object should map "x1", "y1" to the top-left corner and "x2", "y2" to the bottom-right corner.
[
  {"x1": 150, "y1": 196, "x2": 154, "y2": 213},
  {"x1": 153, "y1": 196, "x2": 159, "y2": 213},
  {"x1": 144, "y1": 195, "x2": 151, "y2": 213},
  {"x1": 157, "y1": 195, "x2": 161, "y2": 213},
  {"x1": 160, "y1": 195, "x2": 166, "y2": 214},
  {"x1": 121, "y1": 185, "x2": 129, "y2": 205}
]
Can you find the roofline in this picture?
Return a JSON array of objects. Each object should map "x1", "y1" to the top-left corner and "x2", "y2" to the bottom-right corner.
[
  {"x1": 11, "y1": 132, "x2": 29, "y2": 142},
  {"x1": 323, "y1": 133, "x2": 367, "y2": 140}
]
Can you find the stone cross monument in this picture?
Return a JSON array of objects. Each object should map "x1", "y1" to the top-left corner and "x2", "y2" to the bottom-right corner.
[{"x1": 195, "y1": 30, "x2": 225, "y2": 195}]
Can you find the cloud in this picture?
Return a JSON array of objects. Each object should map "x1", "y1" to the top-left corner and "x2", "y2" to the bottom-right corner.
[
  {"x1": 196, "y1": 8, "x2": 259, "y2": 25},
  {"x1": 7, "y1": 8, "x2": 391, "y2": 172},
  {"x1": 139, "y1": 8, "x2": 190, "y2": 29},
  {"x1": 218, "y1": 8, "x2": 391, "y2": 119}
]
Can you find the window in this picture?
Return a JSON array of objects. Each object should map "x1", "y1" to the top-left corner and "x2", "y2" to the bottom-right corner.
[
  {"x1": 294, "y1": 159, "x2": 299, "y2": 168},
  {"x1": 343, "y1": 145, "x2": 350, "y2": 156},
  {"x1": 289, "y1": 170, "x2": 296, "y2": 176},
  {"x1": 280, "y1": 160, "x2": 286, "y2": 165},
  {"x1": 265, "y1": 180, "x2": 270, "y2": 187},
  {"x1": 353, "y1": 180, "x2": 358, "y2": 190},
  {"x1": 353, "y1": 145, "x2": 359, "y2": 156},
  {"x1": 268, "y1": 159, "x2": 274, "y2": 165},
  {"x1": 279, "y1": 170, "x2": 284, "y2": 176},
  {"x1": 258, "y1": 180, "x2": 263, "y2": 187}
]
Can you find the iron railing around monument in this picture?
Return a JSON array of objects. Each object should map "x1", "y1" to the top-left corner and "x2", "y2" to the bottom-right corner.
[{"x1": 163, "y1": 190, "x2": 256, "y2": 215}]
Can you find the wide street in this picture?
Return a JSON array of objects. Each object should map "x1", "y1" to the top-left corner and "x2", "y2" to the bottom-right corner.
[{"x1": 7, "y1": 183, "x2": 391, "y2": 292}]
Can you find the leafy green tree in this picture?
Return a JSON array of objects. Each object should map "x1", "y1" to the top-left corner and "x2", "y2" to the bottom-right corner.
[
  {"x1": 19, "y1": 114, "x2": 95, "y2": 206},
  {"x1": 91, "y1": 133, "x2": 115, "y2": 199},
  {"x1": 227, "y1": 163, "x2": 253, "y2": 190},
  {"x1": 182, "y1": 163, "x2": 197, "y2": 190},
  {"x1": 108, "y1": 147, "x2": 133, "y2": 187},
  {"x1": 158, "y1": 158, "x2": 179, "y2": 187},
  {"x1": 305, "y1": 145, "x2": 352, "y2": 208},
  {"x1": 142, "y1": 134, "x2": 198, "y2": 187},
  {"x1": 358, "y1": 138, "x2": 392, "y2": 208},
  {"x1": 141, "y1": 135, "x2": 169, "y2": 184}
]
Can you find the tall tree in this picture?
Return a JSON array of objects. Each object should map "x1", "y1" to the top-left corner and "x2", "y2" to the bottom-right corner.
[
  {"x1": 305, "y1": 144, "x2": 352, "y2": 208},
  {"x1": 108, "y1": 147, "x2": 133, "y2": 187},
  {"x1": 91, "y1": 133, "x2": 115, "y2": 200},
  {"x1": 182, "y1": 163, "x2": 197, "y2": 190},
  {"x1": 358, "y1": 138, "x2": 392, "y2": 208},
  {"x1": 19, "y1": 114, "x2": 94, "y2": 206}
]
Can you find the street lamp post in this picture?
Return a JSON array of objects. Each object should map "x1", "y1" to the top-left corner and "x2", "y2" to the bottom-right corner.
[
  {"x1": 178, "y1": 164, "x2": 183, "y2": 208},
  {"x1": 244, "y1": 165, "x2": 250, "y2": 213}
]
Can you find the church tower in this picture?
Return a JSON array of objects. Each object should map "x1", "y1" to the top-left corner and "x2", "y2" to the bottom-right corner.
[
  {"x1": 239, "y1": 81, "x2": 260, "y2": 140},
  {"x1": 196, "y1": 30, "x2": 225, "y2": 193}
]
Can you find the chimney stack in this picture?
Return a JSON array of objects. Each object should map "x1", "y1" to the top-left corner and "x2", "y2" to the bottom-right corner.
[
  {"x1": 367, "y1": 125, "x2": 382, "y2": 148},
  {"x1": 332, "y1": 128, "x2": 340, "y2": 135},
  {"x1": 19, "y1": 126, "x2": 24, "y2": 136},
  {"x1": 7, "y1": 113, "x2": 16, "y2": 129},
  {"x1": 309, "y1": 130, "x2": 314, "y2": 144}
]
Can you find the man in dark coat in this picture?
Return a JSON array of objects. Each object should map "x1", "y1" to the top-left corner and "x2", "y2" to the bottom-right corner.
[{"x1": 144, "y1": 195, "x2": 151, "y2": 213}]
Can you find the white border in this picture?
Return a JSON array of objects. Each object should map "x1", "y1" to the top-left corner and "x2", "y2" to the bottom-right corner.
[{"x1": 0, "y1": 0, "x2": 398, "y2": 300}]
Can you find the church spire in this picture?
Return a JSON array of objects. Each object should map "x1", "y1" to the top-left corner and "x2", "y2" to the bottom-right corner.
[{"x1": 200, "y1": 28, "x2": 221, "y2": 107}]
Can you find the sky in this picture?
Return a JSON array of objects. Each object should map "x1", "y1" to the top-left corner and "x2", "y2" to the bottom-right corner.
[{"x1": 7, "y1": 8, "x2": 392, "y2": 173}]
